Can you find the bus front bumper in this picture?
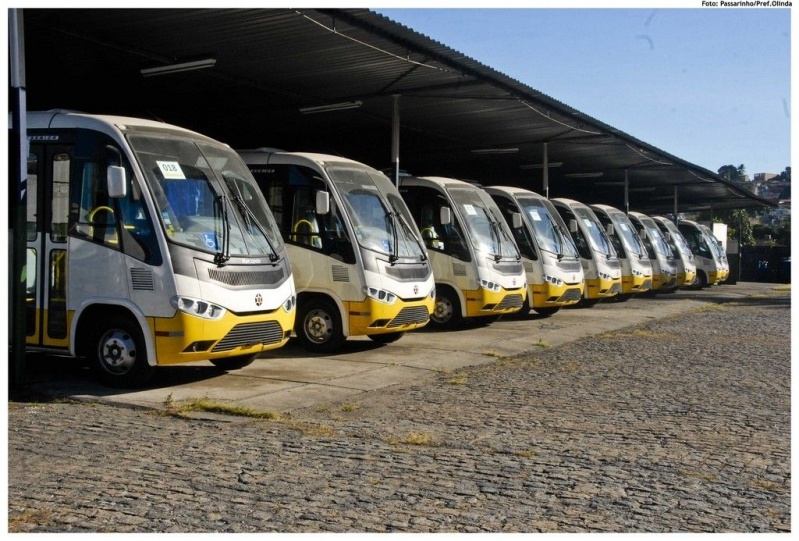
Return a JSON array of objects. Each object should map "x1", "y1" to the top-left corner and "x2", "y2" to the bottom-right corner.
[{"x1": 153, "y1": 309, "x2": 295, "y2": 365}]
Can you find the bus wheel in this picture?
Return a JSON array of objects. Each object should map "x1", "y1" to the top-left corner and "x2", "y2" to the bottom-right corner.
[
  {"x1": 296, "y1": 298, "x2": 346, "y2": 353},
  {"x1": 90, "y1": 314, "x2": 155, "y2": 388},
  {"x1": 533, "y1": 306, "x2": 561, "y2": 317},
  {"x1": 579, "y1": 297, "x2": 601, "y2": 308},
  {"x1": 211, "y1": 354, "x2": 257, "y2": 371},
  {"x1": 693, "y1": 271, "x2": 708, "y2": 289},
  {"x1": 430, "y1": 286, "x2": 463, "y2": 329},
  {"x1": 368, "y1": 331, "x2": 405, "y2": 344}
]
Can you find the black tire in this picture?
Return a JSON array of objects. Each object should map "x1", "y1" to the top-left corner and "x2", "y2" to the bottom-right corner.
[
  {"x1": 367, "y1": 331, "x2": 405, "y2": 344},
  {"x1": 612, "y1": 293, "x2": 633, "y2": 303},
  {"x1": 579, "y1": 297, "x2": 601, "y2": 308},
  {"x1": 533, "y1": 305, "x2": 561, "y2": 317},
  {"x1": 210, "y1": 354, "x2": 257, "y2": 371},
  {"x1": 89, "y1": 314, "x2": 155, "y2": 388},
  {"x1": 429, "y1": 285, "x2": 463, "y2": 330},
  {"x1": 295, "y1": 297, "x2": 347, "y2": 353},
  {"x1": 693, "y1": 271, "x2": 708, "y2": 289}
]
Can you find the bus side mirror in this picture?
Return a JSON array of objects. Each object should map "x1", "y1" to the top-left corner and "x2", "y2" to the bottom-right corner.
[
  {"x1": 440, "y1": 207, "x2": 452, "y2": 226},
  {"x1": 107, "y1": 165, "x2": 127, "y2": 199},
  {"x1": 605, "y1": 223, "x2": 614, "y2": 236},
  {"x1": 662, "y1": 232, "x2": 671, "y2": 242},
  {"x1": 639, "y1": 228, "x2": 647, "y2": 239},
  {"x1": 316, "y1": 191, "x2": 330, "y2": 215},
  {"x1": 511, "y1": 212, "x2": 523, "y2": 229},
  {"x1": 569, "y1": 219, "x2": 578, "y2": 233}
]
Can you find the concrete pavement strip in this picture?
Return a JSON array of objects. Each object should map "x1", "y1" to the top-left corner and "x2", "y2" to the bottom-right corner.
[{"x1": 18, "y1": 282, "x2": 785, "y2": 413}]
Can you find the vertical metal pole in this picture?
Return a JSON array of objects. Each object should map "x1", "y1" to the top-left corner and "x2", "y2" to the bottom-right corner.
[
  {"x1": 542, "y1": 142, "x2": 549, "y2": 198},
  {"x1": 673, "y1": 185, "x2": 679, "y2": 223},
  {"x1": 9, "y1": 9, "x2": 28, "y2": 388},
  {"x1": 624, "y1": 170, "x2": 629, "y2": 215},
  {"x1": 391, "y1": 95, "x2": 400, "y2": 187}
]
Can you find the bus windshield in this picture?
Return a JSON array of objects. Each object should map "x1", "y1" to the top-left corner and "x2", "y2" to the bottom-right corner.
[
  {"x1": 129, "y1": 133, "x2": 283, "y2": 259},
  {"x1": 448, "y1": 187, "x2": 519, "y2": 260},
  {"x1": 517, "y1": 196, "x2": 578, "y2": 258},
  {"x1": 669, "y1": 229, "x2": 694, "y2": 260},
  {"x1": 574, "y1": 207, "x2": 615, "y2": 258},
  {"x1": 328, "y1": 166, "x2": 425, "y2": 260},
  {"x1": 643, "y1": 220, "x2": 672, "y2": 258},
  {"x1": 610, "y1": 213, "x2": 646, "y2": 258}
]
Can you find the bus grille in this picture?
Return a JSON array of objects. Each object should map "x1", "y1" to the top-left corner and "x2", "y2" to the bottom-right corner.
[
  {"x1": 130, "y1": 268, "x2": 154, "y2": 291},
  {"x1": 606, "y1": 259, "x2": 621, "y2": 269},
  {"x1": 384, "y1": 265, "x2": 431, "y2": 281},
  {"x1": 331, "y1": 265, "x2": 350, "y2": 282},
  {"x1": 493, "y1": 261, "x2": 524, "y2": 275},
  {"x1": 387, "y1": 306, "x2": 430, "y2": 328},
  {"x1": 209, "y1": 267, "x2": 285, "y2": 287},
  {"x1": 496, "y1": 294, "x2": 524, "y2": 310},
  {"x1": 212, "y1": 321, "x2": 284, "y2": 352},
  {"x1": 452, "y1": 262, "x2": 467, "y2": 276},
  {"x1": 557, "y1": 288, "x2": 583, "y2": 303},
  {"x1": 557, "y1": 259, "x2": 582, "y2": 273}
]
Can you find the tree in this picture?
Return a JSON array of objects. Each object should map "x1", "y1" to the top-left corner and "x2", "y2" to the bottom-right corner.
[
  {"x1": 714, "y1": 208, "x2": 754, "y2": 247},
  {"x1": 774, "y1": 166, "x2": 791, "y2": 183},
  {"x1": 718, "y1": 164, "x2": 747, "y2": 183}
]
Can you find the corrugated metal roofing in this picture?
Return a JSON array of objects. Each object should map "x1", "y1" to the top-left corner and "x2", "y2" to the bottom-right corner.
[{"x1": 20, "y1": 7, "x2": 774, "y2": 214}]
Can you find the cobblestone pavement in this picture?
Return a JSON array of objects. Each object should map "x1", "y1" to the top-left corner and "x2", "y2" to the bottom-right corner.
[{"x1": 7, "y1": 289, "x2": 791, "y2": 532}]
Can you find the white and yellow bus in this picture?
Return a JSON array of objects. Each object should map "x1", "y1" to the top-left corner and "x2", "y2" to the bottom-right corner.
[
  {"x1": 700, "y1": 223, "x2": 730, "y2": 283},
  {"x1": 628, "y1": 211, "x2": 678, "y2": 293},
  {"x1": 551, "y1": 198, "x2": 622, "y2": 305},
  {"x1": 677, "y1": 219, "x2": 723, "y2": 288},
  {"x1": 485, "y1": 186, "x2": 584, "y2": 316},
  {"x1": 24, "y1": 111, "x2": 296, "y2": 386},
  {"x1": 590, "y1": 204, "x2": 653, "y2": 299},
  {"x1": 652, "y1": 216, "x2": 697, "y2": 288},
  {"x1": 398, "y1": 176, "x2": 527, "y2": 328},
  {"x1": 240, "y1": 151, "x2": 434, "y2": 351}
]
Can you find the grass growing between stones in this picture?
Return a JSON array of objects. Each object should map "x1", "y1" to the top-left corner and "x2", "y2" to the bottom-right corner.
[
  {"x1": 163, "y1": 395, "x2": 282, "y2": 420},
  {"x1": 161, "y1": 394, "x2": 338, "y2": 437},
  {"x1": 384, "y1": 432, "x2": 435, "y2": 446}
]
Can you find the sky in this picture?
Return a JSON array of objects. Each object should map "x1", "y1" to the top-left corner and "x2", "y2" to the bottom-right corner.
[{"x1": 374, "y1": 6, "x2": 792, "y2": 178}]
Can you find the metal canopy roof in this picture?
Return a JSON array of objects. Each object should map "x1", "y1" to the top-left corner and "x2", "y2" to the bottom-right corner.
[{"x1": 21, "y1": 7, "x2": 774, "y2": 214}]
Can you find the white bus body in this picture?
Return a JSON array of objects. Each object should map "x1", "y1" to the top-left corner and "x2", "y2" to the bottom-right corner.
[
  {"x1": 590, "y1": 204, "x2": 653, "y2": 297},
  {"x1": 628, "y1": 211, "x2": 678, "y2": 292},
  {"x1": 240, "y1": 151, "x2": 434, "y2": 351},
  {"x1": 398, "y1": 177, "x2": 527, "y2": 328},
  {"x1": 551, "y1": 198, "x2": 622, "y2": 304},
  {"x1": 485, "y1": 186, "x2": 584, "y2": 316},
  {"x1": 700, "y1": 223, "x2": 730, "y2": 283},
  {"x1": 652, "y1": 216, "x2": 698, "y2": 288},
  {"x1": 677, "y1": 219, "x2": 721, "y2": 288},
  {"x1": 24, "y1": 111, "x2": 296, "y2": 386}
]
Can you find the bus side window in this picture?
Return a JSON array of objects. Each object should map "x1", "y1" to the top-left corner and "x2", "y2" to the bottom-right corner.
[
  {"x1": 118, "y1": 171, "x2": 160, "y2": 265},
  {"x1": 72, "y1": 161, "x2": 119, "y2": 248},
  {"x1": 496, "y1": 198, "x2": 537, "y2": 260}
]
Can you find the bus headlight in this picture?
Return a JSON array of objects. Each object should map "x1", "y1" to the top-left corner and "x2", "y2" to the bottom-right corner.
[
  {"x1": 170, "y1": 296, "x2": 226, "y2": 320},
  {"x1": 363, "y1": 286, "x2": 397, "y2": 304},
  {"x1": 543, "y1": 275, "x2": 563, "y2": 286},
  {"x1": 282, "y1": 294, "x2": 297, "y2": 313},
  {"x1": 479, "y1": 279, "x2": 501, "y2": 292}
]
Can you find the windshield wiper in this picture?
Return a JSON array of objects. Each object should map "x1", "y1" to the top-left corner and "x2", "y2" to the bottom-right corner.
[
  {"x1": 385, "y1": 209, "x2": 399, "y2": 264},
  {"x1": 214, "y1": 195, "x2": 231, "y2": 266},
  {"x1": 224, "y1": 176, "x2": 280, "y2": 263},
  {"x1": 390, "y1": 203, "x2": 428, "y2": 263}
]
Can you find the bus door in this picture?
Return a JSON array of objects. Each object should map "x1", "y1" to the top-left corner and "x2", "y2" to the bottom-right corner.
[{"x1": 26, "y1": 142, "x2": 72, "y2": 348}]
